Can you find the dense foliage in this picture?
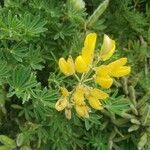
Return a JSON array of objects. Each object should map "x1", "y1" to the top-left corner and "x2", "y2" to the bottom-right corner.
[{"x1": 0, "y1": 0, "x2": 149, "y2": 149}]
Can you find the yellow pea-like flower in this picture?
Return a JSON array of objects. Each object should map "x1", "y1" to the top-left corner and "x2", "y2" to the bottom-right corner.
[
  {"x1": 59, "y1": 57, "x2": 68, "y2": 75},
  {"x1": 95, "y1": 57, "x2": 131, "y2": 88},
  {"x1": 60, "y1": 87, "x2": 69, "y2": 97},
  {"x1": 89, "y1": 88, "x2": 109, "y2": 100},
  {"x1": 108, "y1": 57, "x2": 127, "y2": 70},
  {"x1": 96, "y1": 65, "x2": 110, "y2": 76},
  {"x1": 82, "y1": 33, "x2": 97, "y2": 65},
  {"x1": 75, "y1": 56, "x2": 88, "y2": 73},
  {"x1": 75, "y1": 104, "x2": 89, "y2": 118},
  {"x1": 100, "y1": 34, "x2": 115, "y2": 61},
  {"x1": 58, "y1": 56, "x2": 75, "y2": 76},
  {"x1": 88, "y1": 96, "x2": 103, "y2": 110},
  {"x1": 95, "y1": 76, "x2": 113, "y2": 89},
  {"x1": 73, "y1": 85, "x2": 85, "y2": 105},
  {"x1": 108, "y1": 57, "x2": 131, "y2": 77},
  {"x1": 55, "y1": 98, "x2": 68, "y2": 111},
  {"x1": 87, "y1": 88, "x2": 108, "y2": 110},
  {"x1": 110, "y1": 66, "x2": 131, "y2": 77}
]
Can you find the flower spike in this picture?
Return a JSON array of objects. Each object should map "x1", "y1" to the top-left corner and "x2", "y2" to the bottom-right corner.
[{"x1": 56, "y1": 32, "x2": 131, "y2": 118}]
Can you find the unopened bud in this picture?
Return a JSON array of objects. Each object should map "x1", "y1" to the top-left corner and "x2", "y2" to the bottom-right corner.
[{"x1": 70, "y1": 0, "x2": 85, "y2": 10}]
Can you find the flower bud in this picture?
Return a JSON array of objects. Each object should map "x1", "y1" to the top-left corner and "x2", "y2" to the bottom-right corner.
[{"x1": 70, "y1": 0, "x2": 85, "y2": 10}]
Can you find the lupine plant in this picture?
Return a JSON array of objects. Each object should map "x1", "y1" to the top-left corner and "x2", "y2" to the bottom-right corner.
[{"x1": 0, "y1": 0, "x2": 149, "y2": 149}]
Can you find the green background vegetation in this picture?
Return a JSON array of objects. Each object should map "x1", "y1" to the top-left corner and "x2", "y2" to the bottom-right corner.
[{"x1": 0, "y1": 0, "x2": 149, "y2": 149}]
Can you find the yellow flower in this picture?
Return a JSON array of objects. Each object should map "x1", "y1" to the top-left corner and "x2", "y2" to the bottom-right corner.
[
  {"x1": 95, "y1": 65, "x2": 113, "y2": 89},
  {"x1": 88, "y1": 96, "x2": 103, "y2": 110},
  {"x1": 100, "y1": 34, "x2": 115, "y2": 61},
  {"x1": 73, "y1": 85, "x2": 85, "y2": 105},
  {"x1": 55, "y1": 98, "x2": 68, "y2": 111},
  {"x1": 110, "y1": 66, "x2": 131, "y2": 77},
  {"x1": 55, "y1": 87, "x2": 69, "y2": 111},
  {"x1": 108, "y1": 58, "x2": 131, "y2": 77},
  {"x1": 60, "y1": 87, "x2": 69, "y2": 97},
  {"x1": 95, "y1": 76, "x2": 113, "y2": 89},
  {"x1": 75, "y1": 33, "x2": 97, "y2": 73},
  {"x1": 75, "y1": 56, "x2": 88, "y2": 73},
  {"x1": 108, "y1": 57, "x2": 127, "y2": 69},
  {"x1": 95, "y1": 57, "x2": 131, "y2": 89},
  {"x1": 75, "y1": 104, "x2": 89, "y2": 118},
  {"x1": 58, "y1": 56, "x2": 75, "y2": 76},
  {"x1": 87, "y1": 88, "x2": 109, "y2": 110},
  {"x1": 89, "y1": 88, "x2": 109, "y2": 100},
  {"x1": 95, "y1": 65, "x2": 110, "y2": 76},
  {"x1": 82, "y1": 33, "x2": 97, "y2": 65}
]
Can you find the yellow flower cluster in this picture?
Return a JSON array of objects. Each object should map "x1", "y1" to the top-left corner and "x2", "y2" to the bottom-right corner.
[{"x1": 55, "y1": 33, "x2": 131, "y2": 119}]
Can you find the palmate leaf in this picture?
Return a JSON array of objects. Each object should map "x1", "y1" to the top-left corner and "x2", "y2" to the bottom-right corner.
[
  {"x1": 14, "y1": 85, "x2": 58, "y2": 120},
  {"x1": 21, "y1": 13, "x2": 47, "y2": 38},
  {"x1": 7, "y1": 66, "x2": 38, "y2": 102},
  {"x1": 31, "y1": 87, "x2": 58, "y2": 118},
  {"x1": 25, "y1": 45, "x2": 45, "y2": 70},
  {"x1": 0, "y1": 41, "x2": 28, "y2": 62},
  {"x1": 103, "y1": 91, "x2": 130, "y2": 116},
  {"x1": 0, "y1": 10, "x2": 22, "y2": 40},
  {"x1": 8, "y1": 43, "x2": 28, "y2": 62},
  {"x1": 87, "y1": 133, "x2": 109, "y2": 150}
]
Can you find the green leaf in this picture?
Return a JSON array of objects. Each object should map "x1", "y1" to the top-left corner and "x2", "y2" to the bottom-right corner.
[
  {"x1": 103, "y1": 95, "x2": 130, "y2": 116},
  {"x1": 7, "y1": 66, "x2": 38, "y2": 102},
  {"x1": 86, "y1": 0, "x2": 109, "y2": 28},
  {"x1": 17, "y1": 133, "x2": 24, "y2": 146},
  {"x1": 0, "y1": 60, "x2": 10, "y2": 85},
  {"x1": 21, "y1": 13, "x2": 47, "y2": 38},
  {"x1": 25, "y1": 45, "x2": 45, "y2": 70},
  {"x1": 138, "y1": 133, "x2": 147, "y2": 150},
  {"x1": 0, "y1": 10, "x2": 22, "y2": 40},
  {"x1": 0, "y1": 146, "x2": 11, "y2": 150},
  {"x1": 0, "y1": 135, "x2": 16, "y2": 148}
]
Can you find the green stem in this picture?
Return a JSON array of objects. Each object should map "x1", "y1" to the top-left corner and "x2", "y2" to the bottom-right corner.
[
  {"x1": 83, "y1": 77, "x2": 93, "y2": 83},
  {"x1": 74, "y1": 73, "x2": 81, "y2": 82}
]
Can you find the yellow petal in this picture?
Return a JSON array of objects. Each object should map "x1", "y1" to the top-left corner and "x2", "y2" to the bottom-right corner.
[
  {"x1": 96, "y1": 65, "x2": 110, "y2": 76},
  {"x1": 58, "y1": 57, "x2": 75, "y2": 76},
  {"x1": 60, "y1": 87, "x2": 69, "y2": 97},
  {"x1": 110, "y1": 66, "x2": 131, "y2": 77},
  {"x1": 82, "y1": 33, "x2": 97, "y2": 65},
  {"x1": 75, "y1": 56, "x2": 88, "y2": 73},
  {"x1": 89, "y1": 88, "x2": 109, "y2": 100},
  {"x1": 58, "y1": 57, "x2": 69, "y2": 76},
  {"x1": 75, "y1": 105, "x2": 89, "y2": 118},
  {"x1": 73, "y1": 85, "x2": 85, "y2": 105},
  {"x1": 88, "y1": 96, "x2": 103, "y2": 110},
  {"x1": 100, "y1": 34, "x2": 115, "y2": 61},
  {"x1": 95, "y1": 76, "x2": 113, "y2": 89},
  {"x1": 55, "y1": 98, "x2": 68, "y2": 111},
  {"x1": 108, "y1": 57, "x2": 127, "y2": 70},
  {"x1": 67, "y1": 56, "x2": 75, "y2": 74}
]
